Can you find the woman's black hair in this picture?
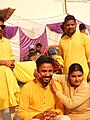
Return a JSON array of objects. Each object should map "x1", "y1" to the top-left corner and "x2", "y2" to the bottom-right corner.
[{"x1": 68, "y1": 63, "x2": 83, "y2": 75}]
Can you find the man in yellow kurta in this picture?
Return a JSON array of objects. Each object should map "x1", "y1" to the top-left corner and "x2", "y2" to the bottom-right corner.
[
  {"x1": 18, "y1": 55, "x2": 66, "y2": 120},
  {"x1": 0, "y1": 16, "x2": 20, "y2": 120},
  {"x1": 59, "y1": 15, "x2": 90, "y2": 80}
]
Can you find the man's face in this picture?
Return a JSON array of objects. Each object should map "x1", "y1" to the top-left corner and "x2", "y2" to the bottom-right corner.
[
  {"x1": 69, "y1": 71, "x2": 83, "y2": 87},
  {"x1": 36, "y1": 46, "x2": 41, "y2": 52},
  {"x1": 64, "y1": 20, "x2": 77, "y2": 37},
  {"x1": 29, "y1": 49, "x2": 35, "y2": 54},
  {"x1": 0, "y1": 21, "x2": 4, "y2": 37},
  {"x1": 38, "y1": 63, "x2": 53, "y2": 86}
]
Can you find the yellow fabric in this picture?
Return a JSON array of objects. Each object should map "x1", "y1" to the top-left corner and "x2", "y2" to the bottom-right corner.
[
  {"x1": 14, "y1": 61, "x2": 36, "y2": 83},
  {"x1": 59, "y1": 32, "x2": 90, "y2": 79},
  {"x1": 14, "y1": 59, "x2": 63, "y2": 83},
  {"x1": 0, "y1": 37, "x2": 20, "y2": 110},
  {"x1": 0, "y1": 37, "x2": 15, "y2": 60},
  {"x1": 0, "y1": 66, "x2": 20, "y2": 110},
  {"x1": 56, "y1": 55, "x2": 64, "y2": 66},
  {"x1": 18, "y1": 80, "x2": 64, "y2": 120}
]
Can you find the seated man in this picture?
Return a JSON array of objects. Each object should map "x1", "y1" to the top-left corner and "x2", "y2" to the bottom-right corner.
[
  {"x1": 28, "y1": 43, "x2": 44, "y2": 61},
  {"x1": 23, "y1": 45, "x2": 35, "y2": 61},
  {"x1": 18, "y1": 55, "x2": 66, "y2": 120},
  {"x1": 35, "y1": 43, "x2": 43, "y2": 55}
]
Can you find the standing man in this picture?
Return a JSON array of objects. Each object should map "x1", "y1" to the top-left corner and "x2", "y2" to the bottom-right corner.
[
  {"x1": 23, "y1": 45, "x2": 35, "y2": 61},
  {"x1": 18, "y1": 55, "x2": 66, "y2": 120},
  {"x1": 59, "y1": 15, "x2": 90, "y2": 81},
  {"x1": 0, "y1": 16, "x2": 20, "y2": 120},
  {"x1": 79, "y1": 23, "x2": 88, "y2": 35}
]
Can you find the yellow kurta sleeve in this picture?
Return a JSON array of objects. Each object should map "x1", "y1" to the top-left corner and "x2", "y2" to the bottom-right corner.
[
  {"x1": 18, "y1": 83, "x2": 39, "y2": 120},
  {"x1": 0, "y1": 37, "x2": 14, "y2": 60},
  {"x1": 59, "y1": 40, "x2": 63, "y2": 57},
  {"x1": 8, "y1": 41, "x2": 15, "y2": 60},
  {"x1": 54, "y1": 81, "x2": 65, "y2": 115},
  {"x1": 82, "y1": 35, "x2": 90, "y2": 62}
]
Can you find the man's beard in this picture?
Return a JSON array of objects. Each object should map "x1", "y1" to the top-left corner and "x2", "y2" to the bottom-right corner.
[
  {"x1": 29, "y1": 52, "x2": 35, "y2": 57},
  {"x1": 36, "y1": 50, "x2": 40, "y2": 52},
  {"x1": 39, "y1": 76, "x2": 52, "y2": 87}
]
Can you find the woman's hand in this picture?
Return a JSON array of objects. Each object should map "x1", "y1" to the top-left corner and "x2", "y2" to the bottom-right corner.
[{"x1": 51, "y1": 79, "x2": 58, "y2": 93}]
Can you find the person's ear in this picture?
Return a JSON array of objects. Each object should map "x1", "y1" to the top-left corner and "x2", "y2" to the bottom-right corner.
[
  {"x1": 75, "y1": 23, "x2": 77, "y2": 28},
  {"x1": 37, "y1": 68, "x2": 39, "y2": 73},
  {"x1": 34, "y1": 69, "x2": 39, "y2": 79}
]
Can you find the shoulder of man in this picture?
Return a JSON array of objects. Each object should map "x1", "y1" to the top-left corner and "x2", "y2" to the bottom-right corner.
[
  {"x1": 2, "y1": 37, "x2": 10, "y2": 43},
  {"x1": 21, "y1": 80, "x2": 35, "y2": 90}
]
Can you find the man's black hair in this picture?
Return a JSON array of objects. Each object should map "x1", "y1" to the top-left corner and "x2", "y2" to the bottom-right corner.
[
  {"x1": 36, "y1": 55, "x2": 54, "y2": 69},
  {"x1": 36, "y1": 43, "x2": 42, "y2": 47},
  {"x1": 61, "y1": 23, "x2": 64, "y2": 32},
  {"x1": 0, "y1": 16, "x2": 4, "y2": 23},
  {"x1": 64, "y1": 15, "x2": 76, "y2": 23},
  {"x1": 60, "y1": 22, "x2": 66, "y2": 38},
  {"x1": 79, "y1": 23, "x2": 86, "y2": 31}
]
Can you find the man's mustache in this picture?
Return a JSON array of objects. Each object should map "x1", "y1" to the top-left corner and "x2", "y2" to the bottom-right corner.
[
  {"x1": 39, "y1": 76, "x2": 52, "y2": 79},
  {"x1": 42, "y1": 76, "x2": 52, "y2": 79}
]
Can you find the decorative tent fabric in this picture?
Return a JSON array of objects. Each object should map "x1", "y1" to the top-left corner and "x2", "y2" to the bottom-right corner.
[
  {"x1": 19, "y1": 28, "x2": 48, "y2": 61},
  {"x1": 3, "y1": 26, "x2": 48, "y2": 62},
  {"x1": 47, "y1": 20, "x2": 90, "y2": 34},
  {"x1": 2, "y1": 19, "x2": 90, "y2": 62},
  {"x1": 47, "y1": 22, "x2": 63, "y2": 34},
  {"x1": 3, "y1": 26, "x2": 18, "y2": 39}
]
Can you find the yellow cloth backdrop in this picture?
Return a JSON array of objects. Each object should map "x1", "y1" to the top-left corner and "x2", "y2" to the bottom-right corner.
[{"x1": 14, "y1": 61, "x2": 36, "y2": 83}]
